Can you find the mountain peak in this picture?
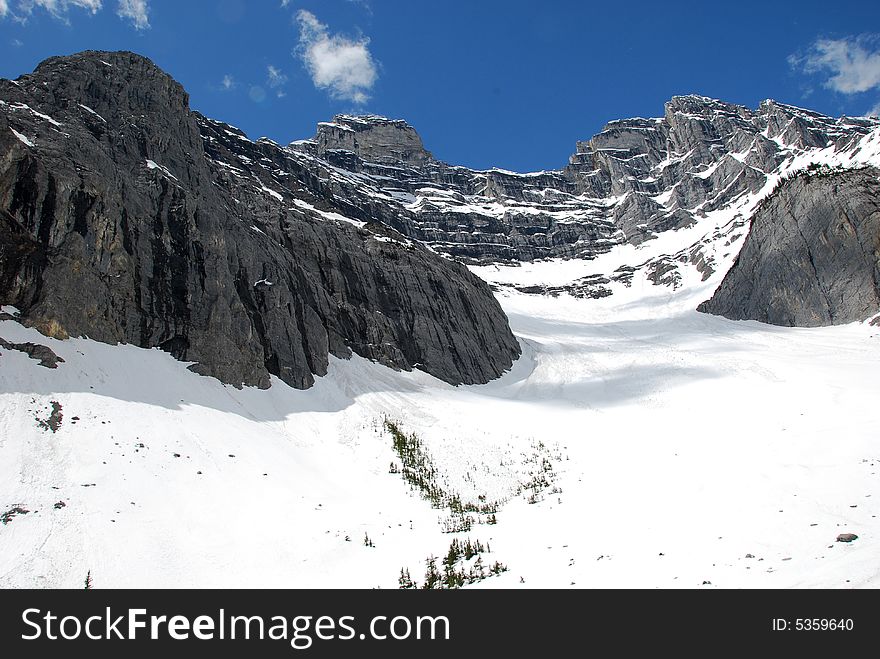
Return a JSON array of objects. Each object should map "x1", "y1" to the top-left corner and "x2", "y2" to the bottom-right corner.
[
  {"x1": 307, "y1": 113, "x2": 433, "y2": 165},
  {"x1": 664, "y1": 94, "x2": 748, "y2": 117},
  {"x1": 331, "y1": 114, "x2": 410, "y2": 128},
  {"x1": 22, "y1": 50, "x2": 191, "y2": 122}
]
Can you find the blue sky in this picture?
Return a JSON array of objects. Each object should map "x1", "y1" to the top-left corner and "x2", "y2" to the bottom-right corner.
[{"x1": 2, "y1": 1, "x2": 880, "y2": 171}]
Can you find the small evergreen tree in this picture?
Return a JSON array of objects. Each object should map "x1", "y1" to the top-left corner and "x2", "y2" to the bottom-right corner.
[
  {"x1": 444, "y1": 539, "x2": 461, "y2": 569},
  {"x1": 398, "y1": 568, "x2": 416, "y2": 589},
  {"x1": 443, "y1": 564, "x2": 465, "y2": 589},
  {"x1": 422, "y1": 557, "x2": 441, "y2": 590}
]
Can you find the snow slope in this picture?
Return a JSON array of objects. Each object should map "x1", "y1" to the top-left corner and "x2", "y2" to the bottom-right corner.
[{"x1": 2, "y1": 266, "x2": 878, "y2": 588}]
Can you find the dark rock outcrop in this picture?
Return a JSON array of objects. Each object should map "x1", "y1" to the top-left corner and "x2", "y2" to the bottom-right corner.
[
  {"x1": 0, "y1": 337, "x2": 65, "y2": 368},
  {"x1": 698, "y1": 167, "x2": 880, "y2": 326},
  {"x1": 0, "y1": 51, "x2": 520, "y2": 389}
]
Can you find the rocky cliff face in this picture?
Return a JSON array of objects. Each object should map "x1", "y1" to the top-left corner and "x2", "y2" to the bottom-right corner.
[
  {"x1": 284, "y1": 114, "x2": 619, "y2": 265},
  {"x1": 563, "y1": 97, "x2": 876, "y2": 239},
  {"x1": 281, "y1": 96, "x2": 878, "y2": 266},
  {"x1": 0, "y1": 51, "x2": 520, "y2": 389},
  {"x1": 697, "y1": 167, "x2": 880, "y2": 326}
]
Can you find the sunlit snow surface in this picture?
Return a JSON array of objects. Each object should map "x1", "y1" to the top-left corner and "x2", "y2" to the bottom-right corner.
[{"x1": 1, "y1": 266, "x2": 878, "y2": 588}]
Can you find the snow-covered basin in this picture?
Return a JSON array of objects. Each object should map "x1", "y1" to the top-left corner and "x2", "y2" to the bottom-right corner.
[{"x1": 1, "y1": 275, "x2": 878, "y2": 589}]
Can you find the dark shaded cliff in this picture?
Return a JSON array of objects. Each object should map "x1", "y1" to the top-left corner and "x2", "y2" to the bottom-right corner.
[
  {"x1": 0, "y1": 51, "x2": 520, "y2": 389},
  {"x1": 698, "y1": 167, "x2": 880, "y2": 326}
]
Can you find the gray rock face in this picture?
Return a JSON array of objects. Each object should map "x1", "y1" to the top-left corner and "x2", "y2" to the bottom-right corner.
[
  {"x1": 0, "y1": 51, "x2": 520, "y2": 389},
  {"x1": 697, "y1": 167, "x2": 880, "y2": 326}
]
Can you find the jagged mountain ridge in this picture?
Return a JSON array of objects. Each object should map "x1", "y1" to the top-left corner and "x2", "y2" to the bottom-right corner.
[{"x1": 275, "y1": 96, "x2": 878, "y2": 260}]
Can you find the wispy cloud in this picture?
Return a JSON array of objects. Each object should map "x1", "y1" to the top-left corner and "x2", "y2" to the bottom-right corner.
[
  {"x1": 790, "y1": 35, "x2": 880, "y2": 116},
  {"x1": 9, "y1": 0, "x2": 148, "y2": 28},
  {"x1": 116, "y1": 0, "x2": 148, "y2": 30},
  {"x1": 267, "y1": 65, "x2": 285, "y2": 86},
  {"x1": 221, "y1": 74, "x2": 236, "y2": 91},
  {"x1": 869, "y1": 101, "x2": 880, "y2": 118},
  {"x1": 17, "y1": 0, "x2": 103, "y2": 22},
  {"x1": 790, "y1": 35, "x2": 880, "y2": 93},
  {"x1": 267, "y1": 65, "x2": 288, "y2": 98},
  {"x1": 295, "y1": 9, "x2": 377, "y2": 104}
]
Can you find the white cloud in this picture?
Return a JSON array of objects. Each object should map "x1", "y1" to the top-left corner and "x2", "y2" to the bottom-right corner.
[
  {"x1": 17, "y1": 0, "x2": 103, "y2": 22},
  {"x1": 221, "y1": 74, "x2": 235, "y2": 91},
  {"x1": 0, "y1": 0, "x2": 8, "y2": 18},
  {"x1": 267, "y1": 65, "x2": 287, "y2": 87},
  {"x1": 267, "y1": 65, "x2": 288, "y2": 98},
  {"x1": 14, "y1": 0, "x2": 148, "y2": 28},
  {"x1": 791, "y1": 35, "x2": 880, "y2": 94},
  {"x1": 869, "y1": 101, "x2": 880, "y2": 118},
  {"x1": 116, "y1": 0, "x2": 148, "y2": 30},
  {"x1": 295, "y1": 9, "x2": 377, "y2": 104}
]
